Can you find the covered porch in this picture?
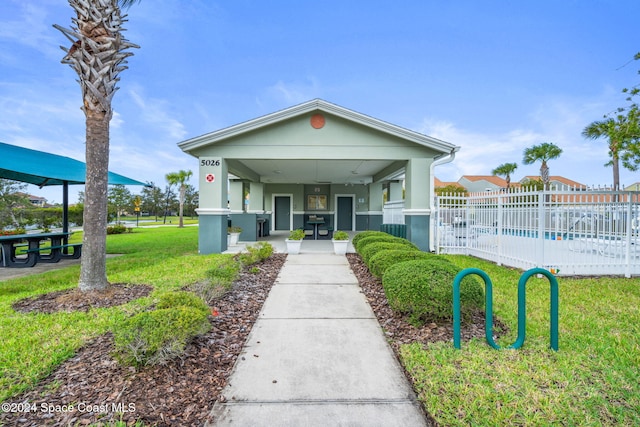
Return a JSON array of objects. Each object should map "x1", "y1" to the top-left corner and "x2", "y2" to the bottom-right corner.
[{"x1": 178, "y1": 99, "x2": 458, "y2": 253}]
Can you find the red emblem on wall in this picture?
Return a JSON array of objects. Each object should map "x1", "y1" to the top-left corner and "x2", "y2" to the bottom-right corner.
[
  {"x1": 310, "y1": 114, "x2": 325, "y2": 129},
  {"x1": 205, "y1": 173, "x2": 215, "y2": 183}
]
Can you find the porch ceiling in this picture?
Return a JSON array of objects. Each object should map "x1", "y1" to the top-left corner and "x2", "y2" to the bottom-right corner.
[{"x1": 231, "y1": 159, "x2": 402, "y2": 184}]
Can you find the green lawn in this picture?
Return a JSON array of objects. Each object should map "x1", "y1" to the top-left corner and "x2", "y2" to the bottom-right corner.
[
  {"x1": 401, "y1": 255, "x2": 640, "y2": 426},
  {"x1": 0, "y1": 227, "x2": 229, "y2": 401},
  {"x1": 2, "y1": 232, "x2": 639, "y2": 426},
  {"x1": 117, "y1": 215, "x2": 199, "y2": 226}
]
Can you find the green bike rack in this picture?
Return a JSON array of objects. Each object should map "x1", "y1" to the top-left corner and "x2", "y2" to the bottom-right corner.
[{"x1": 453, "y1": 267, "x2": 559, "y2": 351}]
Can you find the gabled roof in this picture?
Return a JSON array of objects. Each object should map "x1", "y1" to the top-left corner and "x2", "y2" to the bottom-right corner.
[
  {"x1": 520, "y1": 175, "x2": 586, "y2": 188},
  {"x1": 178, "y1": 99, "x2": 458, "y2": 155},
  {"x1": 459, "y1": 175, "x2": 509, "y2": 187},
  {"x1": 0, "y1": 142, "x2": 148, "y2": 187},
  {"x1": 434, "y1": 177, "x2": 464, "y2": 188}
]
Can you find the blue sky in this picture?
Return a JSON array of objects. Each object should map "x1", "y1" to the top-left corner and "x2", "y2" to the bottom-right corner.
[{"x1": 1, "y1": 0, "x2": 639, "y2": 203}]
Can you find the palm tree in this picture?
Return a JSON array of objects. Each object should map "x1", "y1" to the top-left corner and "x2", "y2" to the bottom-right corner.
[
  {"x1": 582, "y1": 118, "x2": 622, "y2": 190},
  {"x1": 54, "y1": 0, "x2": 139, "y2": 291},
  {"x1": 166, "y1": 170, "x2": 193, "y2": 228},
  {"x1": 583, "y1": 108, "x2": 640, "y2": 190},
  {"x1": 522, "y1": 142, "x2": 563, "y2": 191},
  {"x1": 491, "y1": 162, "x2": 518, "y2": 191}
]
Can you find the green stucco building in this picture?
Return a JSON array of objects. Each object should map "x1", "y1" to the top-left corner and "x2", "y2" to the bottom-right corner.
[{"x1": 178, "y1": 99, "x2": 458, "y2": 253}]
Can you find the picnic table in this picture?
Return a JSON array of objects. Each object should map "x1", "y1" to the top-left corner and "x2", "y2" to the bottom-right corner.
[
  {"x1": 0, "y1": 232, "x2": 81, "y2": 268},
  {"x1": 307, "y1": 217, "x2": 326, "y2": 240}
]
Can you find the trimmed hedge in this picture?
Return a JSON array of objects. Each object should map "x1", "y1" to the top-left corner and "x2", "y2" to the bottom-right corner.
[
  {"x1": 382, "y1": 259, "x2": 484, "y2": 326},
  {"x1": 360, "y1": 242, "x2": 417, "y2": 265},
  {"x1": 354, "y1": 234, "x2": 398, "y2": 253},
  {"x1": 368, "y1": 250, "x2": 443, "y2": 278},
  {"x1": 355, "y1": 235, "x2": 418, "y2": 254},
  {"x1": 351, "y1": 231, "x2": 390, "y2": 249},
  {"x1": 106, "y1": 224, "x2": 132, "y2": 234}
]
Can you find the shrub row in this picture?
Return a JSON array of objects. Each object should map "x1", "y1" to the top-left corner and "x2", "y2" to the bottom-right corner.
[
  {"x1": 235, "y1": 241, "x2": 273, "y2": 266},
  {"x1": 192, "y1": 242, "x2": 275, "y2": 302},
  {"x1": 114, "y1": 242, "x2": 276, "y2": 368},
  {"x1": 352, "y1": 231, "x2": 484, "y2": 326},
  {"x1": 107, "y1": 224, "x2": 133, "y2": 234},
  {"x1": 113, "y1": 291, "x2": 211, "y2": 368},
  {"x1": 383, "y1": 259, "x2": 484, "y2": 326}
]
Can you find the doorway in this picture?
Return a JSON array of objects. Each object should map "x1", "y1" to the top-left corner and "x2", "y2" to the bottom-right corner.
[
  {"x1": 336, "y1": 195, "x2": 354, "y2": 231},
  {"x1": 274, "y1": 195, "x2": 292, "y2": 230}
]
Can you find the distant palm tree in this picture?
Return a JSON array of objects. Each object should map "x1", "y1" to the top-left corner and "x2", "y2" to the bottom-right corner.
[
  {"x1": 55, "y1": 0, "x2": 140, "y2": 291},
  {"x1": 522, "y1": 142, "x2": 563, "y2": 191},
  {"x1": 583, "y1": 108, "x2": 640, "y2": 191},
  {"x1": 166, "y1": 170, "x2": 193, "y2": 228},
  {"x1": 491, "y1": 162, "x2": 518, "y2": 191}
]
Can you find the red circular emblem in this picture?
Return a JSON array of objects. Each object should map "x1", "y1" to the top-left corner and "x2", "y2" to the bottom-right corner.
[
  {"x1": 205, "y1": 173, "x2": 215, "y2": 183},
  {"x1": 310, "y1": 114, "x2": 325, "y2": 129}
]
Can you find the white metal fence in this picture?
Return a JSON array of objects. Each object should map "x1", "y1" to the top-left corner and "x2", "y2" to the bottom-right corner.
[{"x1": 434, "y1": 188, "x2": 640, "y2": 277}]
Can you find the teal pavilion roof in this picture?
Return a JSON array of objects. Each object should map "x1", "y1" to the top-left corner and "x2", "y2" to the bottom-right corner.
[{"x1": 0, "y1": 141, "x2": 147, "y2": 187}]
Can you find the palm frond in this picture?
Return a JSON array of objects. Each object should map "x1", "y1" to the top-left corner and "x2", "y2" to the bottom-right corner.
[{"x1": 119, "y1": 0, "x2": 141, "y2": 9}]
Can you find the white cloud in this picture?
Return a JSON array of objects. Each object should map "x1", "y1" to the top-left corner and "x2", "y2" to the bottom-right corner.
[
  {"x1": 419, "y1": 91, "x2": 632, "y2": 187},
  {"x1": 261, "y1": 77, "x2": 322, "y2": 106},
  {"x1": 126, "y1": 87, "x2": 187, "y2": 140},
  {"x1": 419, "y1": 118, "x2": 542, "y2": 179},
  {"x1": 0, "y1": 0, "x2": 63, "y2": 59}
]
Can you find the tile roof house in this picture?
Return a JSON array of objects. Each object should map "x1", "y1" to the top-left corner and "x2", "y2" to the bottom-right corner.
[
  {"x1": 435, "y1": 175, "x2": 587, "y2": 193},
  {"x1": 457, "y1": 175, "x2": 509, "y2": 192},
  {"x1": 519, "y1": 176, "x2": 586, "y2": 190},
  {"x1": 434, "y1": 177, "x2": 464, "y2": 189}
]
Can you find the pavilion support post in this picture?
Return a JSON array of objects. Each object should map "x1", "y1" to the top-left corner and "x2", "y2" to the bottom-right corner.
[
  {"x1": 196, "y1": 157, "x2": 229, "y2": 254},
  {"x1": 63, "y1": 181, "x2": 69, "y2": 250},
  {"x1": 404, "y1": 158, "x2": 432, "y2": 251}
]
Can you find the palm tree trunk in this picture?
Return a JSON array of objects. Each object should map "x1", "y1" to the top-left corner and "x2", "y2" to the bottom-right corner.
[
  {"x1": 612, "y1": 156, "x2": 620, "y2": 191},
  {"x1": 56, "y1": 0, "x2": 137, "y2": 292},
  {"x1": 178, "y1": 186, "x2": 185, "y2": 228},
  {"x1": 79, "y1": 111, "x2": 110, "y2": 291},
  {"x1": 540, "y1": 161, "x2": 550, "y2": 191}
]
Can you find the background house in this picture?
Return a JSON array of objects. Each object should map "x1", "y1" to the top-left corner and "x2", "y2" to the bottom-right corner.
[
  {"x1": 456, "y1": 175, "x2": 509, "y2": 192},
  {"x1": 435, "y1": 175, "x2": 587, "y2": 193}
]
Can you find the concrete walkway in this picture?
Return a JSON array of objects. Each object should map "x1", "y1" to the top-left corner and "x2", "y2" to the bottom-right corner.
[{"x1": 207, "y1": 253, "x2": 429, "y2": 426}]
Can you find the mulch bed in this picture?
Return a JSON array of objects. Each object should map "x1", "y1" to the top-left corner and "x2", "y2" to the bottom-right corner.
[
  {"x1": 346, "y1": 254, "x2": 508, "y2": 351},
  {"x1": 1, "y1": 252, "x2": 502, "y2": 426},
  {"x1": 1, "y1": 254, "x2": 286, "y2": 427},
  {"x1": 11, "y1": 283, "x2": 154, "y2": 314}
]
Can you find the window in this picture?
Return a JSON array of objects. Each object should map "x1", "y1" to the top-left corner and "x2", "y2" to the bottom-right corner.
[{"x1": 307, "y1": 195, "x2": 327, "y2": 210}]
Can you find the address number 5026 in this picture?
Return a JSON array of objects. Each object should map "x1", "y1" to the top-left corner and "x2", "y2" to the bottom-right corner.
[{"x1": 201, "y1": 159, "x2": 220, "y2": 167}]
